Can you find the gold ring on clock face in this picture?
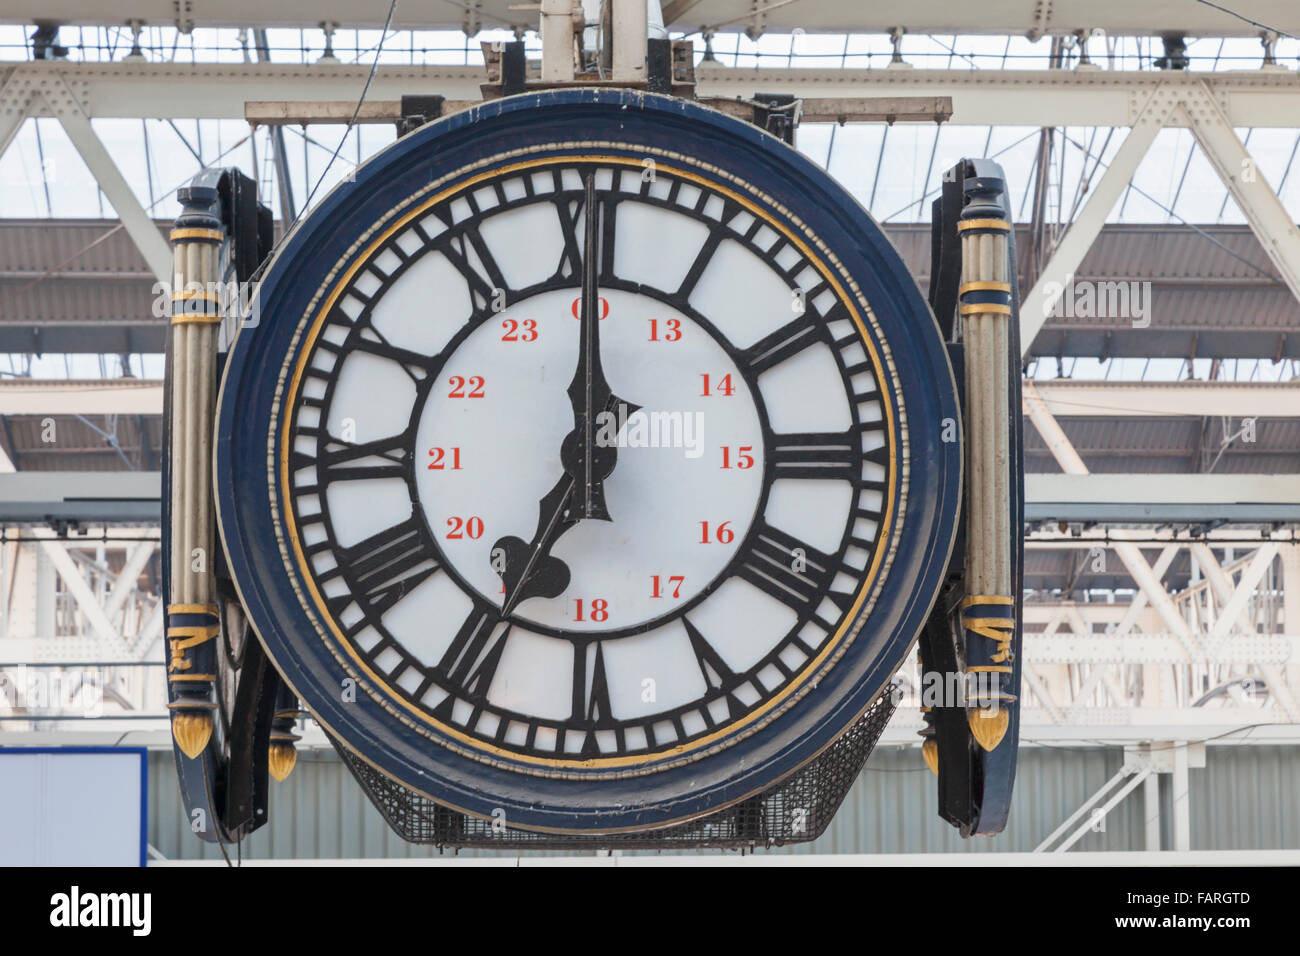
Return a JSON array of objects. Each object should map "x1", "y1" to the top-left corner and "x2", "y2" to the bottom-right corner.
[{"x1": 279, "y1": 154, "x2": 899, "y2": 769}]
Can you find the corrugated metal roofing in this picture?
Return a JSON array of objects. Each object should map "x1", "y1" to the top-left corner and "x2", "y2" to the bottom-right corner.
[
  {"x1": 0, "y1": 220, "x2": 1296, "y2": 358},
  {"x1": 0, "y1": 413, "x2": 158, "y2": 471}
]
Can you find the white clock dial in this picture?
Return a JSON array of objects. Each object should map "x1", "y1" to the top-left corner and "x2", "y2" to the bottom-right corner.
[
  {"x1": 415, "y1": 287, "x2": 765, "y2": 633},
  {"x1": 285, "y1": 159, "x2": 893, "y2": 762}
]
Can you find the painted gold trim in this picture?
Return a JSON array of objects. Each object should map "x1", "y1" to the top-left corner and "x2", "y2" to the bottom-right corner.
[
  {"x1": 956, "y1": 218, "x2": 1010, "y2": 232},
  {"x1": 168, "y1": 603, "x2": 220, "y2": 615},
  {"x1": 277, "y1": 153, "x2": 900, "y2": 771},
  {"x1": 959, "y1": 303, "x2": 1012, "y2": 315},
  {"x1": 170, "y1": 314, "x2": 223, "y2": 325},
  {"x1": 170, "y1": 227, "x2": 224, "y2": 242},
  {"x1": 961, "y1": 595, "x2": 1015, "y2": 607},
  {"x1": 959, "y1": 281, "x2": 1011, "y2": 294}
]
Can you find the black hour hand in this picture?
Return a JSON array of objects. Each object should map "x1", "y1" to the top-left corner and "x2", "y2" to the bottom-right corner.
[
  {"x1": 493, "y1": 473, "x2": 576, "y2": 616},
  {"x1": 559, "y1": 393, "x2": 639, "y2": 522}
]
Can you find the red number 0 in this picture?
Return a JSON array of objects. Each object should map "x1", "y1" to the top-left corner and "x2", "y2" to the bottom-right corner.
[{"x1": 571, "y1": 297, "x2": 610, "y2": 319}]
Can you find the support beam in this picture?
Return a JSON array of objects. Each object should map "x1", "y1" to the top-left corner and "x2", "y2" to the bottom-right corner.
[
  {"x1": 661, "y1": 0, "x2": 706, "y2": 23},
  {"x1": 1024, "y1": 382, "x2": 1202, "y2": 657},
  {"x1": 1026, "y1": 634, "x2": 1300, "y2": 666},
  {"x1": 102, "y1": 541, "x2": 156, "y2": 623},
  {"x1": 1034, "y1": 764, "x2": 1138, "y2": 851},
  {"x1": 1143, "y1": 771, "x2": 1161, "y2": 852},
  {"x1": 0, "y1": 0, "x2": 1293, "y2": 36},
  {"x1": 6, "y1": 63, "x2": 1300, "y2": 129},
  {"x1": 1029, "y1": 381, "x2": 1300, "y2": 419},
  {"x1": 1181, "y1": 82, "x2": 1300, "y2": 309},
  {"x1": 0, "y1": 380, "x2": 163, "y2": 416},
  {"x1": 1171, "y1": 741, "x2": 1191, "y2": 852},
  {"x1": 539, "y1": 0, "x2": 577, "y2": 83},
  {"x1": 1025, "y1": 473, "x2": 1300, "y2": 523},
  {"x1": 7, "y1": 470, "x2": 1293, "y2": 527},
  {"x1": 244, "y1": 95, "x2": 956, "y2": 126},
  {"x1": 1053, "y1": 766, "x2": 1152, "y2": 853},
  {"x1": 33, "y1": 537, "x2": 122, "y2": 647},
  {"x1": 1207, "y1": 545, "x2": 1280, "y2": 643},
  {"x1": 0, "y1": 76, "x2": 25, "y2": 159},
  {"x1": 1113, "y1": 546, "x2": 1178, "y2": 640},
  {"x1": 41, "y1": 76, "x2": 171, "y2": 281},
  {"x1": 1020, "y1": 91, "x2": 1167, "y2": 353},
  {"x1": 0, "y1": 472, "x2": 162, "y2": 524},
  {"x1": 611, "y1": 0, "x2": 649, "y2": 84}
]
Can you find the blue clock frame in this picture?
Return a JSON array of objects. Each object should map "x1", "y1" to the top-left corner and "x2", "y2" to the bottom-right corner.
[{"x1": 214, "y1": 88, "x2": 962, "y2": 833}]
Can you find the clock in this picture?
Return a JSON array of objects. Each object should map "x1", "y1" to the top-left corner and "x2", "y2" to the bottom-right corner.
[{"x1": 215, "y1": 89, "x2": 962, "y2": 833}]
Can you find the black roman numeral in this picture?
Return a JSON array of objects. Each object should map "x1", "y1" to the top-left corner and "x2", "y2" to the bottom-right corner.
[
  {"x1": 423, "y1": 218, "x2": 510, "y2": 315},
  {"x1": 554, "y1": 195, "x2": 587, "y2": 281},
  {"x1": 675, "y1": 227, "x2": 726, "y2": 299},
  {"x1": 571, "y1": 643, "x2": 616, "y2": 756},
  {"x1": 325, "y1": 517, "x2": 437, "y2": 621},
  {"x1": 436, "y1": 602, "x2": 509, "y2": 698},
  {"x1": 314, "y1": 307, "x2": 441, "y2": 383},
  {"x1": 735, "y1": 521, "x2": 852, "y2": 626},
  {"x1": 304, "y1": 431, "x2": 411, "y2": 486},
  {"x1": 770, "y1": 429, "x2": 860, "y2": 481},
  {"x1": 739, "y1": 312, "x2": 823, "y2": 375},
  {"x1": 683, "y1": 617, "x2": 745, "y2": 724}
]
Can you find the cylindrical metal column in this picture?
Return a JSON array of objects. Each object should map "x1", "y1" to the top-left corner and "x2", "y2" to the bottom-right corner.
[
  {"x1": 165, "y1": 189, "x2": 224, "y2": 760},
  {"x1": 958, "y1": 204, "x2": 1017, "y2": 752}
]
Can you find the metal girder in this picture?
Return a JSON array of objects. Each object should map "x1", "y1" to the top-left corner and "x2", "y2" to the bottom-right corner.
[
  {"x1": 1036, "y1": 763, "x2": 1154, "y2": 853},
  {"x1": 1113, "y1": 546, "x2": 1177, "y2": 640},
  {"x1": 0, "y1": 0, "x2": 1293, "y2": 35},
  {"x1": 5, "y1": 470, "x2": 1295, "y2": 525},
  {"x1": 1027, "y1": 526, "x2": 1298, "y2": 545},
  {"x1": 1027, "y1": 633, "x2": 1300, "y2": 665},
  {"x1": 244, "y1": 95, "x2": 956, "y2": 126},
  {"x1": 11, "y1": 378, "x2": 1295, "y2": 421},
  {"x1": 0, "y1": 472, "x2": 161, "y2": 524},
  {"x1": 1029, "y1": 381, "x2": 1300, "y2": 419},
  {"x1": 2, "y1": 71, "x2": 174, "y2": 282},
  {"x1": 1207, "y1": 544, "x2": 1281, "y2": 643},
  {"x1": 103, "y1": 541, "x2": 157, "y2": 623},
  {"x1": 1180, "y1": 81, "x2": 1300, "y2": 310},
  {"x1": 611, "y1": 0, "x2": 649, "y2": 85},
  {"x1": 1025, "y1": 474, "x2": 1300, "y2": 523},
  {"x1": 2, "y1": 62, "x2": 1298, "y2": 128},
  {"x1": 29, "y1": 534, "x2": 120, "y2": 647},
  {"x1": 1024, "y1": 381, "x2": 1203, "y2": 655},
  {"x1": 0, "y1": 380, "x2": 164, "y2": 416},
  {"x1": 1019, "y1": 77, "x2": 1300, "y2": 354},
  {"x1": 1019, "y1": 89, "x2": 1167, "y2": 354},
  {"x1": 0, "y1": 71, "x2": 27, "y2": 157}
]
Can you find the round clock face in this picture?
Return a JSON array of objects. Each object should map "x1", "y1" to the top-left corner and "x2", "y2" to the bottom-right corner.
[
  {"x1": 216, "y1": 90, "x2": 961, "y2": 832},
  {"x1": 286, "y1": 158, "x2": 891, "y2": 761}
]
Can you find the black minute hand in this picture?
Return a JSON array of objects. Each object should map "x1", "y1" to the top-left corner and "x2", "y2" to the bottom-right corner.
[
  {"x1": 491, "y1": 171, "x2": 640, "y2": 616},
  {"x1": 564, "y1": 171, "x2": 638, "y2": 520}
]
